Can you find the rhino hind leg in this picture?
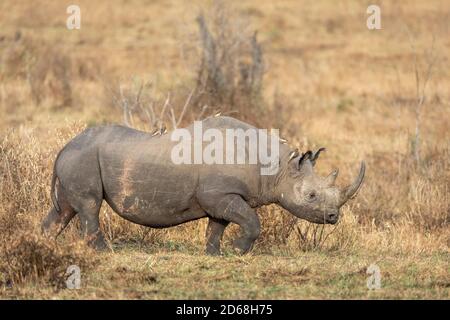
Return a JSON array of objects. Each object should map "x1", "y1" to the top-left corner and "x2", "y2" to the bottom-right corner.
[
  {"x1": 205, "y1": 218, "x2": 229, "y2": 255},
  {"x1": 42, "y1": 184, "x2": 77, "y2": 238},
  {"x1": 76, "y1": 197, "x2": 108, "y2": 251}
]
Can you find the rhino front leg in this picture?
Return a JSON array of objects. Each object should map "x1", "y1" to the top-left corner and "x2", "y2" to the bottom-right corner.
[
  {"x1": 205, "y1": 218, "x2": 229, "y2": 255},
  {"x1": 200, "y1": 194, "x2": 260, "y2": 254},
  {"x1": 231, "y1": 210, "x2": 260, "y2": 254}
]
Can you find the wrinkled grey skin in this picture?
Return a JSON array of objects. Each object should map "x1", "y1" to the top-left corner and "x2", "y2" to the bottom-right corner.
[{"x1": 42, "y1": 116, "x2": 365, "y2": 254}]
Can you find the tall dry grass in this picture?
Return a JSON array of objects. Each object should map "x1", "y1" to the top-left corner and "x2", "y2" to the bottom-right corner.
[
  {"x1": 192, "y1": 0, "x2": 265, "y2": 123},
  {"x1": 1, "y1": 32, "x2": 73, "y2": 108},
  {"x1": 0, "y1": 121, "x2": 448, "y2": 258},
  {"x1": 0, "y1": 125, "x2": 98, "y2": 289}
]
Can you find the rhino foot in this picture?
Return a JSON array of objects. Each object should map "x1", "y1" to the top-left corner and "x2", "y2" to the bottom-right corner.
[
  {"x1": 205, "y1": 218, "x2": 229, "y2": 256},
  {"x1": 86, "y1": 232, "x2": 109, "y2": 251},
  {"x1": 232, "y1": 237, "x2": 255, "y2": 255},
  {"x1": 205, "y1": 245, "x2": 221, "y2": 256}
]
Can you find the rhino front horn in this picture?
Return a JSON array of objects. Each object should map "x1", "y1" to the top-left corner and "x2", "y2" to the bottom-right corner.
[{"x1": 339, "y1": 161, "x2": 366, "y2": 206}]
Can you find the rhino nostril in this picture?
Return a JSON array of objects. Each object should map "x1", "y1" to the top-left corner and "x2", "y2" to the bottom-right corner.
[{"x1": 328, "y1": 213, "x2": 337, "y2": 220}]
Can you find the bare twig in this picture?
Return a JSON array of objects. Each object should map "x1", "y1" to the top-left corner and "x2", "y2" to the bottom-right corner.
[
  {"x1": 169, "y1": 108, "x2": 177, "y2": 129},
  {"x1": 405, "y1": 27, "x2": 437, "y2": 166},
  {"x1": 176, "y1": 88, "x2": 195, "y2": 127},
  {"x1": 119, "y1": 84, "x2": 130, "y2": 127},
  {"x1": 194, "y1": 1, "x2": 264, "y2": 119},
  {"x1": 197, "y1": 104, "x2": 209, "y2": 120},
  {"x1": 158, "y1": 93, "x2": 170, "y2": 131}
]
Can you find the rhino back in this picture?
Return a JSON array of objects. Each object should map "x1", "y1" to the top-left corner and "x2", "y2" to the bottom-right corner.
[
  {"x1": 98, "y1": 134, "x2": 201, "y2": 225},
  {"x1": 56, "y1": 125, "x2": 150, "y2": 195}
]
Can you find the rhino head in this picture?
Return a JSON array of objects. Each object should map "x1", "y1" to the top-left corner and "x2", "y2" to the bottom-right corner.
[{"x1": 276, "y1": 148, "x2": 365, "y2": 224}]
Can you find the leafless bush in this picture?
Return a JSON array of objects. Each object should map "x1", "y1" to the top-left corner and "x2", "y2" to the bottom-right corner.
[
  {"x1": 27, "y1": 47, "x2": 72, "y2": 108},
  {"x1": 0, "y1": 124, "x2": 86, "y2": 234},
  {"x1": 0, "y1": 128, "x2": 53, "y2": 215},
  {"x1": 105, "y1": 1, "x2": 267, "y2": 130},
  {"x1": 405, "y1": 29, "x2": 437, "y2": 166},
  {"x1": 0, "y1": 32, "x2": 72, "y2": 107},
  {"x1": 256, "y1": 205, "x2": 361, "y2": 252},
  {"x1": 107, "y1": 79, "x2": 196, "y2": 133},
  {"x1": 294, "y1": 222, "x2": 338, "y2": 252},
  {"x1": 257, "y1": 205, "x2": 297, "y2": 246},
  {"x1": 0, "y1": 233, "x2": 96, "y2": 288},
  {"x1": 0, "y1": 126, "x2": 97, "y2": 289},
  {"x1": 0, "y1": 31, "x2": 28, "y2": 79},
  {"x1": 405, "y1": 150, "x2": 450, "y2": 231},
  {"x1": 351, "y1": 144, "x2": 450, "y2": 232},
  {"x1": 192, "y1": 0, "x2": 265, "y2": 124}
]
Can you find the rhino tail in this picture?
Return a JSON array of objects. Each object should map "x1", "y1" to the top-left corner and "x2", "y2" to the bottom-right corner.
[
  {"x1": 51, "y1": 170, "x2": 60, "y2": 213},
  {"x1": 51, "y1": 148, "x2": 64, "y2": 213}
]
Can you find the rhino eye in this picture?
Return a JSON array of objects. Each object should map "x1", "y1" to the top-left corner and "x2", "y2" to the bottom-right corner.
[{"x1": 307, "y1": 191, "x2": 317, "y2": 201}]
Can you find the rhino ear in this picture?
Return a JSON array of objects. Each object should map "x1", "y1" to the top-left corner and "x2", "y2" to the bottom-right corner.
[
  {"x1": 296, "y1": 151, "x2": 313, "y2": 172},
  {"x1": 310, "y1": 147, "x2": 326, "y2": 166}
]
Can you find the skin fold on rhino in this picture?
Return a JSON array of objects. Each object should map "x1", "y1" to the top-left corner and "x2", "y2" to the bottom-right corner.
[{"x1": 42, "y1": 116, "x2": 365, "y2": 254}]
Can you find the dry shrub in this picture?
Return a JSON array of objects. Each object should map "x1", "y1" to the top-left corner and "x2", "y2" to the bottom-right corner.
[
  {"x1": 255, "y1": 205, "x2": 360, "y2": 253},
  {"x1": 0, "y1": 233, "x2": 96, "y2": 288},
  {"x1": 104, "y1": 1, "x2": 269, "y2": 130},
  {"x1": 0, "y1": 124, "x2": 85, "y2": 217},
  {"x1": 0, "y1": 128, "x2": 52, "y2": 216},
  {"x1": 109, "y1": 265, "x2": 157, "y2": 286},
  {"x1": 257, "y1": 205, "x2": 297, "y2": 246},
  {"x1": 0, "y1": 125, "x2": 97, "y2": 289},
  {"x1": 293, "y1": 223, "x2": 334, "y2": 252},
  {"x1": 190, "y1": 0, "x2": 266, "y2": 125},
  {"x1": 0, "y1": 32, "x2": 72, "y2": 108},
  {"x1": 406, "y1": 162, "x2": 450, "y2": 231},
  {"x1": 355, "y1": 144, "x2": 450, "y2": 232},
  {"x1": 27, "y1": 47, "x2": 72, "y2": 107},
  {"x1": 0, "y1": 31, "x2": 28, "y2": 79},
  {"x1": 0, "y1": 103, "x2": 446, "y2": 259},
  {"x1": 293, "y1": 209, "x2": 361, "y2": 252},
  {"x1": 106, "y1": 79, "x2": 167, "y2": 131},
  {"x1": 0, "y1": 122, "x2": 446, "y2": 258},
  {"x1": 105, "y1": 78, "x2": 200, "y2": 133},
  {"x1": 73, "y1": 56, "x2": 102, "y2": 81}
]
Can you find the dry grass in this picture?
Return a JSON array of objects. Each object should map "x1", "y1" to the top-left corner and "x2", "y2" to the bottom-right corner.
[
  {"x1": 0, "y1": 0, "x2": 449, "y2": 299},
  {"x1": 192, "y1": 0, "x2": 265, "y2": 123},
  {"x1": 0, "y1": 125, "x2": 97, "y2": 293},
  {"x1": 0, "y1": 233, "x2": 96, "y2": 289}
]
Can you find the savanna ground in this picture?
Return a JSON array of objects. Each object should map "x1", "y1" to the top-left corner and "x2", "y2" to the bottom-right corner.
[{"x1": 0, "y1": 0, "x2": 449, "y2": 299}]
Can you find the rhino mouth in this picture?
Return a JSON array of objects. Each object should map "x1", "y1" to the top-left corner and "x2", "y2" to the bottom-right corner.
[{"x1": 307, "y1": 211, "x2": 338, "y2": 225}]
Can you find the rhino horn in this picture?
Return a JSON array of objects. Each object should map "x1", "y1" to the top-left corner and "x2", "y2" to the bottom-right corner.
[
  {"x1": 339, "y1": 161, "x2": 365, "y2": 206},
  {"x1": 325, "y1": 168, "x2": 339, "y2": 186}
]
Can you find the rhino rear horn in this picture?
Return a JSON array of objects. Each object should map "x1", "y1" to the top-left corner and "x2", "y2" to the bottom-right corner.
[{"x1": 325, "y1": 168, "x2": 339, "y2": 186}]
